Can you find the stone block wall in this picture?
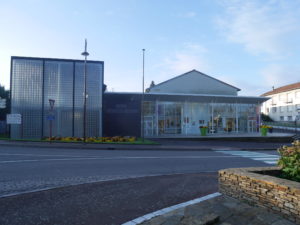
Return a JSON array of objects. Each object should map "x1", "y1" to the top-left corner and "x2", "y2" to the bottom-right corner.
[{"x1": 219, "y1": 167, "x2": 300, "y2": 224}]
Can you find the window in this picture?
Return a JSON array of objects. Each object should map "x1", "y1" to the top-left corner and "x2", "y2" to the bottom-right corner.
[
  {"x1": 271, "y1": 96, "x2": 277, "y2": 105},
  {"x1": 271, "y1": 107, "x2": 277, "y2": 113},
  {"x1": 288, "y1": 116, "x2": 293, "y2": 121},
  {"x1": 288, "y1": 105, "x2": 293, "y2": 112},
  {"x1": 279, "y1": 94, "x2": 286, "y2": 102},
  {"x1": 280, "y1": 116, "x2": 284, "y2": 121},
  {"x1": 267, "y1": 108, "x2": 269, "y2": 113},
  {"x1": 280, "y1": 106, "x2": 284, "y2": 112},
  {"x1": 287, "y1": 93, "x2": 293, "y2": 103}
]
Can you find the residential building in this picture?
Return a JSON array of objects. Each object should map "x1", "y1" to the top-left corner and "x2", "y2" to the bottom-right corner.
[
  {"x1": 10, "y1": 56, "x2": 104, "y2": 139},
  {"x1": 261, "y1": 82, "x2": 300, "y2": 121}
]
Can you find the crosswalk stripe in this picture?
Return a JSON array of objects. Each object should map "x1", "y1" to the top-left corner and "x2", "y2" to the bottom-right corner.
[{"x1": 215, "y1": 150, "x2": 279, "y2": 165}]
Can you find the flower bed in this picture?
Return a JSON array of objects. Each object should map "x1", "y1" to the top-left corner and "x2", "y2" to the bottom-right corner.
[
  {"x1": 43, "y1": 136, "x2": 137, "y2": 143},
  {"x1": 0, "y1": 136, "x2": 158, "y2": 145},
  {"x1": 219, "y1": 167, "x2": 300, "y2": 223}
]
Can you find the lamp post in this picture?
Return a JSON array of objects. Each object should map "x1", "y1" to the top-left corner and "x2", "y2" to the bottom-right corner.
[
  {"x1": 48, "y1": 99, "x2": 55, "y2": 143},
  {"x1": 141, "y1": 49, "x2": 145, "y2": 142},
  {"x1": 81, "y1": 39, "x2": 89, "y2": 143}
]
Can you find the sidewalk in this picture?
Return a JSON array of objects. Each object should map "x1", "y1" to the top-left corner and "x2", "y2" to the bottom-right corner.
[
  {"x1": 133, "y1": 194, "x2": 296, "y2": 225},
  {"x1": 0, "y1": 133, "x2": 293, "y2": 151}
]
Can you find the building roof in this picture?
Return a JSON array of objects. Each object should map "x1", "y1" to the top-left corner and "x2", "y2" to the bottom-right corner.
[
  {"x1": 105, "y1": 92, "x2": 268, "y2": 104},
  {"x1": 149, "y1": 69, "x2": 241, "y2": 91},
  {"x1": 261, "y1": 82, "x2": 300, "y2": 96},
  {"x1": 11, "y1": 56, "x2": 104, "y2": 64}
]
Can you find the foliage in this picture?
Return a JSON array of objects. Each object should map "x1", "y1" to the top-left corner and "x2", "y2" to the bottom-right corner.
[
  {"x1": 43, "y1": 136, "x2": 137, "y2": 143},
  {"x1": 277, "y1": 140, "x2": 300, "y2": 182},
  {"x1": 0, "y1": 84, "x2": 10, "y2": 120},
  {"x1": 261, "y1": 113, "x2": 273, "y2": 122},
  {"x1": 260, "y1": 125, "x2": 272, "y2": 129}
]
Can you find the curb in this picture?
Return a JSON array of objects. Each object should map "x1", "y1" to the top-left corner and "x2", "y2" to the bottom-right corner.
[
  {"x1": 122, "y1": 192, "x2": 222, "y2": 225},
  {"x1": 0, "y1": 141, "x2": 282, "y2": 151}
]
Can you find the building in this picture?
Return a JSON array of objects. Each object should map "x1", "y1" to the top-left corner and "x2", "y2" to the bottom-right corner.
[
  {"x1": 261, "y1": 82, "x2": 300, "y2": 121},
  {"x1": 103, "y1": 70, "x2": 268, "y2": 137},
  {"x1": 10, "y1": 56, "x2": 104, "y2": 139}
]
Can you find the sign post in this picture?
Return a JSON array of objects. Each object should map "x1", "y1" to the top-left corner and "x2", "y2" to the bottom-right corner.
[{"x1": 48, "y1": 99, "x2": 55, "y2": 142}]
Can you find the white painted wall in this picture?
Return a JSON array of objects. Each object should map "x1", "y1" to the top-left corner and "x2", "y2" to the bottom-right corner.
[
  {"x1": 149, "y1": 70, "x2": 238, "y2": 96},
  {"x1": 261, "y1": 89, "x2": 300, "y2": 121}
]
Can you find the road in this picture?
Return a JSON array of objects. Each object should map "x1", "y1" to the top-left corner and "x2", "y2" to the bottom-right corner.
[
  {"x1": 0, "y1": 145, "x2": 278, "y2": 197},
  {"x1": 0, "y1": 145, "x2": 280, "y2": 225}
]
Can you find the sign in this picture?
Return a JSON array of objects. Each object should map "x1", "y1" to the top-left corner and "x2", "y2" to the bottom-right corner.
[
  {"x1": 49, "y1": 99, "x2": 55, "y2": 110},
  {"x1": 0, "y1": 98, "x2": 6, "y2": 109},
  {"x1": 7, "y1": 114, "x2": 22, "y2": 124},
  {"x1": 46, "y1": 115, "x2": 55, "y2": 121}
]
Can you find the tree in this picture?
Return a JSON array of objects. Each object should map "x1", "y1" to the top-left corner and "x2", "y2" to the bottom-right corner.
[
  {"x1": 261, "y1": 113, "x2": 273, "y2": 122},
  {"x1": 0, "y1": 84, "x2": 10, "y2": 120}
]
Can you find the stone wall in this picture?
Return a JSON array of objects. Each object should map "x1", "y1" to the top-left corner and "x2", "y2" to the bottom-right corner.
[{"x1": 219, "y1": 167, "x2": 300, "y2": 224}]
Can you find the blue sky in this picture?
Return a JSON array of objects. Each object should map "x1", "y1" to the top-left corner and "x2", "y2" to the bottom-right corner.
[{"x1": 1, "y1": 0, "x2": 300, "y2": 95}]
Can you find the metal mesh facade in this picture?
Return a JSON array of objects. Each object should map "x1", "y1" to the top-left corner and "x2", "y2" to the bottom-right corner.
[{"x1": 11, "y1": 57, "x2": 103, "y2": 139}]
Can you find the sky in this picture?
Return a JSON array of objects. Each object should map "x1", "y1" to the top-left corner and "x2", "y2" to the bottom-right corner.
[{"x1": 1, "y1": 0, "x2": 300, "y2": 96}]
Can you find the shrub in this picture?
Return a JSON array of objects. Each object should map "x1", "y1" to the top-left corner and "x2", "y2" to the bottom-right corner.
[
  {"x1": 261, "y1": 113, "x2": 273, "y2": 122},
  {"x1": 277, "y1": 140, "x2": 300, "y2": 182}
]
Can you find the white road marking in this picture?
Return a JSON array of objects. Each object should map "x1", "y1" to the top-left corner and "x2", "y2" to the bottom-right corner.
[
  {"x1": 216, "y1": 150, "x2": 279, "y2": 165},
  {"x1": 0, "y1": 155, "x2": 241, "y2": 164}
]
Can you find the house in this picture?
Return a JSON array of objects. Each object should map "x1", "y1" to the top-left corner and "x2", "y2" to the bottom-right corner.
[{"x1": 261, "y1": 82, "x2": 300, "y2": 121}]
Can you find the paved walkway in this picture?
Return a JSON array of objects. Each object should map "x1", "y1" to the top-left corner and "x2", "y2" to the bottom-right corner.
[
  {"x1": 0, "y1": 134, "x2": 292, "y2": 151},
  {"x1": 135, "y1": 195, "x2": 296, "y2": 225}
]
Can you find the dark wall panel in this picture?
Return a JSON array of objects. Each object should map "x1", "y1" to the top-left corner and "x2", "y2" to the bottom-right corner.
[{"x1": 103, "y1": 93, "x2": 141, "y2": 137}]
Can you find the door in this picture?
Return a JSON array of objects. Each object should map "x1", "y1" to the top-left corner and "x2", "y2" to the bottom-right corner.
[{"x1": 248, "y1": 120, "x2": 256, "y2": 133}]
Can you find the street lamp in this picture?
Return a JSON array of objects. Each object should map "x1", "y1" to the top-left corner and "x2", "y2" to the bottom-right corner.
[
  {"x1": 81, "y1": 39, "x2": 89, "y2": 143},
  {"x1": 141, "y1": 49, "x2": 145, "y2": 142}
]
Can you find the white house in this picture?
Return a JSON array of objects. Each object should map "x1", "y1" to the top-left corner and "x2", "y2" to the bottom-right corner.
[{"x1": 261, "y1": 82, "x2": 300, "y2": 121}]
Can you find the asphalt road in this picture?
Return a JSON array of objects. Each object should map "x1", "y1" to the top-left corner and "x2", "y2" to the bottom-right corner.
[
  {"x1": 0, "y1": 145, "x2": 279, "y2": 225},
  {"x1": 0, "y1": 145, "x2": 278, "y2": 197}
]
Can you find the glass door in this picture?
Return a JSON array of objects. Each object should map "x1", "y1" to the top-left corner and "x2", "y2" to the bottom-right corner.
[
  {"x1": 158, "y1": 103, "x2": 182, "y2": 135},
  {"x1": 248, "y1": 120, "x2": 256, "y2": 133}
]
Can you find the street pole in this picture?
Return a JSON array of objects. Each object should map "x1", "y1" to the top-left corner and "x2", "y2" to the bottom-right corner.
[
  {"x1": 48, "y1": 99, "x2": 55, "y2": 143},
  {"x1": 142, "y1": 49, "x2": 145, "y2": 142},
  {"x1": 82, "y1": 39, "x2": 89, "y2": 143}
]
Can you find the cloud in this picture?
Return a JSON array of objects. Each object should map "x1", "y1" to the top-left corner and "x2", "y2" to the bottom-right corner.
[
  {"x1": 261, "y1": 64, "x2": 300, "y2": 88},
  {"x1": 163, "y1": 52, "x2": 208, "y2": 74},
  {"x1": 216, "y1": 0, "x2": 300, "y2": 58},
  {"x1": 148, "y1": 43, "x2": 211, "y2": 86},
  {"x1": 159, "y1": 43, "x2": 209, "y2": 75}
]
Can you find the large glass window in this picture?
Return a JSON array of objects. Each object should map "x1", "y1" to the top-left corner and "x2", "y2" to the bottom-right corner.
[
  {"x1": 11, "y1": 57, "x2": 103, "y2": 139},
  {"x1": 143, "y1": 101, "x2": 260, "y2": 136},
  {"x1": 11, "y1": 59, "x2": 43, "y2": 139},
  {"x1": 43, "y1": 61, "x2": 73, "y2": 137}
]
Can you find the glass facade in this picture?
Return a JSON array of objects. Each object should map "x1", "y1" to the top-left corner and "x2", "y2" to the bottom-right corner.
[
  {"x1": 143, "y1": 101, "x2": 260, "y2": 136},
  {"x1": 11, "y1": 57, "x2": 103, "y2": 139}
]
